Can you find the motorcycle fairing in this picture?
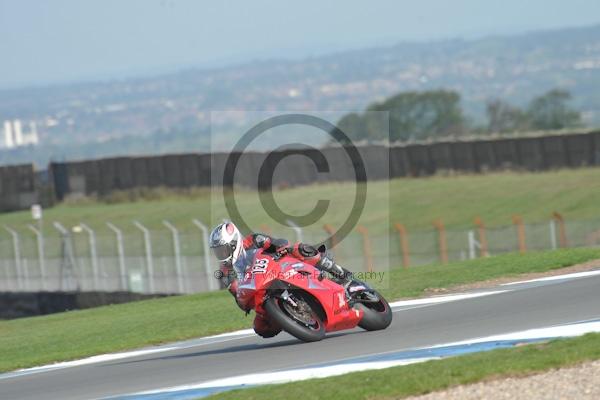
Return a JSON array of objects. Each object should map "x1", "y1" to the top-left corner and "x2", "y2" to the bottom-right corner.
[{"x1": 236, "y1": 249, "x2": 363, "y2": 333}]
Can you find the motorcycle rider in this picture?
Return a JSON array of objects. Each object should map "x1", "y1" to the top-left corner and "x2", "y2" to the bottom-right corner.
[{"x1": 209, "y1": 220, "x2": 351, "y2": 338}]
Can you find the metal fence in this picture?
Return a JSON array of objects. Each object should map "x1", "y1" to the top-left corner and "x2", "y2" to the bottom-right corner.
[
  {"x1": 384, "y1": 217, "x2": 600, "y2": 267},
  {"x1": 1, "y1": 216, "x2": 600, "y2": 294},
  {"x1": 0, "y1": 220, "x2": 218, "y2": 294}
]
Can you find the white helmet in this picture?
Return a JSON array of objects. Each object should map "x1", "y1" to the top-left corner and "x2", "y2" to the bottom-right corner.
[{"x1": 209, "y1": 221, "x2": 244, "y2": 265}]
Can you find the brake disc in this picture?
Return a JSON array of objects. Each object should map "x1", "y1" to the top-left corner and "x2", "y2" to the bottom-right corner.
[{"x1": 282, "y1": 297, "x2": 316, "y2": 326}]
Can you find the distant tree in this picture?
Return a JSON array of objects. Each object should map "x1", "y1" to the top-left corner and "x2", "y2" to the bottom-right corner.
[
  {"x1": 486, "y1": 99, "x2": 528, "y2": 133},
  {"x1": 334, "y1": 88, "x2": 585, "y2": 143},
  {"x1": 526, "y1": 89, "x2": 582, "y2": 130},
  {"x1": 333, "y1": 112, "x2": 366, "y2": 143},
  {"x1": 370, "y1": 90, "x2": 466, "y2": 141},
  {"x1": 333, "y1": 90, "x2": 467, "y2": 143}
]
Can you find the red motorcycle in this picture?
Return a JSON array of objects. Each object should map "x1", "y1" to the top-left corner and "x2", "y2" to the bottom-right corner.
[{"x1": 235, "y1": 247, "x2": 393, "y2": 342}]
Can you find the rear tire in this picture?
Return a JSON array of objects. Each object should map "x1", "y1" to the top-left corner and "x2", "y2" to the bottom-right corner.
[
  {"x1": 355, "y1": 291, "x2": 393, "y2": 331},
  {"x1": 263, "y1": 296, "x2": 326, "y2": 342}
]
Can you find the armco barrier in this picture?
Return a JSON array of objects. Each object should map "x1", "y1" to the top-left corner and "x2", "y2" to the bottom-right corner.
[
  {"x1": 5, "y1": 129, "x2": 600, "y2": 203},
  {"x1": 0, "y1": 291, "x2": 172, "y2": 319},
  {"x1": 0, "y1": 163, "x2": 41, "y2": 211}
]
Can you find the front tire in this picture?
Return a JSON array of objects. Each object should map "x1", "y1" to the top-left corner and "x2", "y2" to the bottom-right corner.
[
  {"x1": 355, "y1": 291, "x2": 393, "y2": 331},
  {"x1": 263, "y1": 296, "x2": 326, "y2": 342}
]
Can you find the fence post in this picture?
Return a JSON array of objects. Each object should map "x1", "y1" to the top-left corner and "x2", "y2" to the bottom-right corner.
[
  {"x1": 53, "y1": 222, "x2": 79, "y2": 291},
  {"x1": 552, "y1": 212, "x2": 568, "y2": 248},
  {"x1": 133, "y1": 221, "x2": 155, "y2": 293},
  {"x1": 474, "y1": 217, "x2": 489, "y2": 257},
  {"x1": 394, "y1": 223, "x2": 410, "y2": 268},
  {"x1": 512, "y1": 215, "x2": 527, "y2": 254},
  {"x1": 192, "y1": 219, "x2": 219, "y2": 291},
  {"x1": 28, "y1": 224, "x2": 47, "y2": 291},
  {"x1": 433, "y1": 219, "x2": 448, "y2": 264},
  {"x1": 550, "y1": 220, "x2": 558, "y2": 250},
  {"x1": 163, "y1": 220, "x2": 185, "y2": 293},
  {"x1": 4, "y1": 226, "x2": 23, "y2": 290},
  {"x1": 286, "y1": 219, "x2": 304, "y2": 243},
  {"x1": 79, "y1": 223, "x2": 100, "y2": 291},
  {"x1": 356, "y1": 226, "x2": 374, "y2": 273},
  {"x1": 468, "y1": 230, "x2": 478, "y2": 260},
  {"x1": 106, "y1": 222, "x2": 128, "y2": 291}
]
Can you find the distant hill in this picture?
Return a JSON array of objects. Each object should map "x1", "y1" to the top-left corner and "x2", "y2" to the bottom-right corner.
[{"x1": 2, "y1": 24, "x2": 600, "y2": 166}]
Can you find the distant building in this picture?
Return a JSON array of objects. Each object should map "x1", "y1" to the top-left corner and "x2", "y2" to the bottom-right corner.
[
  {"x1": 1, "y1": 119, "x2": 39, "y2": 148},
  {"x1": 13, "y1": 119, "x2": 23, "y2": 145},
  {"x1": 2, "y1": 120, "x2": 14, "y2": 148},
  {"x1": 27, "y1": 121, "x2": 39, "y2": 145}
]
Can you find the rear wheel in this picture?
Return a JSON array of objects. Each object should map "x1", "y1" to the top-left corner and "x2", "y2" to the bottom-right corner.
[
  {"x1": 355, "y1": 290, "x2": 393, "y2": 331},
  {"x1": 263, "y1": 293, "x2": 326, "y2": 342}
]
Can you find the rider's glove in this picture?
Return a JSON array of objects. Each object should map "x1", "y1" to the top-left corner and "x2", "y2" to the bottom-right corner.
[{"x1": 252, "y1": 234, "x2": 271, "y2": 249}]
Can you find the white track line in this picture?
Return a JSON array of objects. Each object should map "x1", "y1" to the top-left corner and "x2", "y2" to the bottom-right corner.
[
  {"x1": 116, "y1": 319, "x2": 600, "y2": 399},
  {"x1": 389, "y1": 290, "x2": 509, "y2": 308},
  {"x1": 431, "y1": 319, "x2": 600, "y2": 348},
  {"x1": 0, "y1": 329, "x2": 256, "y2": 380},
  {"x1": 501, "y1": 269, "x2": 600, "y2": 286},
  {"x1": 125, "y1": 357, "x2": 439, "y2": 397}
]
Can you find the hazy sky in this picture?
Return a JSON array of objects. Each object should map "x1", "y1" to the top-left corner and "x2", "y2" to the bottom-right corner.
[{"x1": 1, "y1": 0, "x2": 600, "y2": 89}]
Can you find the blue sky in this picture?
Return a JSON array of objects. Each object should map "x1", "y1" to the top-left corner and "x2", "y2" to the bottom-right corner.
[{"x1": 1, "y1": 0, "x2": 600, "y2": 89}]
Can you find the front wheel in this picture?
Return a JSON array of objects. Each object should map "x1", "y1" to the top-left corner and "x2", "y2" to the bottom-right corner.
[
  {"x1": 263, "y1": 294, "x2": 326, "y2": 342},
  {"x1": 355, "y1": 291, "x2": 393, "y2": 331}
]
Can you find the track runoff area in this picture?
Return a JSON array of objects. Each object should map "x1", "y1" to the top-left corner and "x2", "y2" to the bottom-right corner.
[{"x1": 1, "y1": 268, "x2": 600, "y2": 400}]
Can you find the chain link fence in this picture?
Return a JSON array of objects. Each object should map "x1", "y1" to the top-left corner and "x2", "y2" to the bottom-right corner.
[
  {"x1": 0, "y1": 221, "x2": 218, "y2": 294},
  {"x1": 1, "y1": 217, "x2": 600, "y2": 294}
]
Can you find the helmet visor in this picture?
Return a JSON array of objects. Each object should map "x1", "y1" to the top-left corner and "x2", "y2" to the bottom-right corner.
[{"x1": 212, "y1": 244, "x2": 233, "y2": 262}]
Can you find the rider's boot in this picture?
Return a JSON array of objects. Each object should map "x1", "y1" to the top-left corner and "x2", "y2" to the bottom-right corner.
[
  {"x1": 293, "y1": 243, "x2": 368, "y2": 295},
  {"x1": 317, "y1": 254, "x2": 351, "y2": 284},
  {"x1": 317, "y1": 254, "x2": 370, "y2": 297}
]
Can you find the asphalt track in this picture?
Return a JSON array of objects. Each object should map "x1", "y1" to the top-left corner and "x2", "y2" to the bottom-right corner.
[{"x1": 2, "y1": 271, "x2": 600, "y2": 400}]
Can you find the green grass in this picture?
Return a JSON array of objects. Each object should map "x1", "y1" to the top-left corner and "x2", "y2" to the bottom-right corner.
[
  {"x1": 0, "y1": 290, "x2": 248, "y2": 372},
  {"x1": 209, "y1": 332, "x2": 600, "y2": 400},
  {"x1": 1, "y1": 248, "x2": 599, "y2": 373},
  {"x1": 1, "y1": 168, "x2": 600, "y2": 237},
  {"x1": 377, "y1": 247, "x2": 600, "y2": 300}
]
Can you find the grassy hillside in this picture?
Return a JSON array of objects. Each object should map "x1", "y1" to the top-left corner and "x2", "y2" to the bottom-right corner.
[{"x1": 0, "y1": 168, "x2": 599, "y2": 237}]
